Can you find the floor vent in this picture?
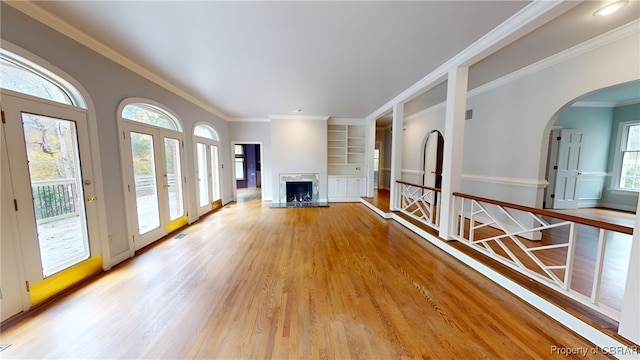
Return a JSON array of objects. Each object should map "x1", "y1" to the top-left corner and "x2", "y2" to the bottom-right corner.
[{"x1": 174, "y1": 233, "x2": 187, "y2": 239}]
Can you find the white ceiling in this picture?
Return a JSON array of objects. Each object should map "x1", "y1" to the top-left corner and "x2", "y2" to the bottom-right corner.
[{"x1": 19, "y1": 1, "x2": 640, "y2": 120}]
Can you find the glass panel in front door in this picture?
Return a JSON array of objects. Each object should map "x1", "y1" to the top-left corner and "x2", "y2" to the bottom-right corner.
[
  {"x1": 164, "y1": 137, "x2": 184, "y2": 221},
  {"x1": 196, "y1": 143, "x2": 209, "y2": 207},
  {"x1": 211, "y1": 145, "x2": 220, "y2": 201},
  {"x1": 21, "y1": 113, "x2": 90, "y2": 277},
  {"x1": 130, "y1": 132, "x2": 161, "y2": 235}
]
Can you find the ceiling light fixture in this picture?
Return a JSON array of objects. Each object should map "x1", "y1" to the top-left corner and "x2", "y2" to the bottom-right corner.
[{"x1": 593, "y1": 0, "x2": 628, "y2": 16}]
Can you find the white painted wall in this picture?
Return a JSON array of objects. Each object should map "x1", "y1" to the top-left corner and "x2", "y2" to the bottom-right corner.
[
  {"x1": 462, "y1": 32, "x2": 640, "y2": 207},
  {"x1": 398, "y1": 30, "x2": 640, "y2": 210},
  {"x1": 270, "y1": 118, "x2": 328, "y2": 204},
  {"x1": 1, "y1": 6, "x2": 233, "y2": 265},
  {"x1": 402, "y1": 104, "x2": 446, "y2": 184}
]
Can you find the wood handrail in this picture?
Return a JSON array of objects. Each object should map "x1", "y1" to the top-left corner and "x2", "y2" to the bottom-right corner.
[
  {"x1": 452, "y1": 192, "x2": 634, "y2": 235},
  {"x1": 396, "y1": 180, "x2": 441, "y2": 193}
]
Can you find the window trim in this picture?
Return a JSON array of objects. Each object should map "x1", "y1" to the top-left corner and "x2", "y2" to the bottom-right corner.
[{"x1": 612, "y1": 119, "x2": 640, "y2": 193}]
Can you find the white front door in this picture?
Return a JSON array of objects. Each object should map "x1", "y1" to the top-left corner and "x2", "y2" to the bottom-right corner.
[
  {"x1": 1, "y1": 92, "x2": 100, "y2": 320},
  {"x1": 121, "y1": 122, "x2": 186, "y2": 250},
  {"x1": 552, "y1": 129, "x2": 584, "y2": 209}
]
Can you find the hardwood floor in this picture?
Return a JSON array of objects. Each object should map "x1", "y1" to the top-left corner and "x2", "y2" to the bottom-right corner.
[{"x1": 0, "y1": 197, "x2": 610, "y2": 359}]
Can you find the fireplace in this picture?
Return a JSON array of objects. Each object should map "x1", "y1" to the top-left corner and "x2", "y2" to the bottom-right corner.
[
  {"x1": 272, "y1": 173, "x2": 328, "y2": 208},
  {"x1": 286, "y1": 181, "x2": 313, "y2": 203}
]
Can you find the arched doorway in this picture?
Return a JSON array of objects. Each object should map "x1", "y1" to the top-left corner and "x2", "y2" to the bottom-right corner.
[
  {"x1": 422, "y1": 130, "x2": 444, "y2": 189},
  {"x1": 543, "y1": 80, "x2": 640, "y2": 211}
]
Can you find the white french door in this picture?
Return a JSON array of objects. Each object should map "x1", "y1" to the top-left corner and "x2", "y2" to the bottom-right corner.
[
  {"x1": 1, "y1": 92, "x2": 100, "y2": 320},
  {"x1": 121, "y1": 122, "x2": 186, "y2": 250},
  {"x1": 195, "y1": 139, "x2": 221, "y2": 216}
]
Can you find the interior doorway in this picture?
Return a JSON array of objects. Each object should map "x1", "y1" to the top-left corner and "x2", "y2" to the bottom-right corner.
[
  {"x1": 233, "y1": 142, "x2": 263, "y2": 203},
  {"x1": 422, "y1": 130, "x2": 444, "y2": 189}
]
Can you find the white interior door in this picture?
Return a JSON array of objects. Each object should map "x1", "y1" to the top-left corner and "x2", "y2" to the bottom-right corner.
[
  {"x1": 553, "y1": 129, "x2": 584, "y2": 209},
  {"x1": 121, "y1": 122, "x2": 186, "y2": 250},
  {"x1": 1, "y1": 92, "x2": 100, "y2": 320}
]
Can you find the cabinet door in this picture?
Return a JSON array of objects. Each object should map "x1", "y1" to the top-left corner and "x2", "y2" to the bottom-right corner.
[
  {"x1": 328, "y1": 177, "x2": 347, "y2": 198},
  {"x1": 347, "y1": 177, "x2": 366, "y2": 197}
]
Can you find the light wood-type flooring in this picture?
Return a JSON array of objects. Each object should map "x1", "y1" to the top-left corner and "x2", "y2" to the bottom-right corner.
[{"x1": 0, "y1": 196, "x2": 610, "y2": 359}]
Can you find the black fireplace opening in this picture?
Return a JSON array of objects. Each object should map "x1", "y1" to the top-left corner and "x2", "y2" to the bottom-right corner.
[{"x1": 286, "y1": 181, "x2": 313, "y2": 203}]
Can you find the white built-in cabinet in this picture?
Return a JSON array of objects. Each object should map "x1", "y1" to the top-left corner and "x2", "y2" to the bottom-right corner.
[{"x1": 327, "y1": 120, "x2": 367, "y2": 202}]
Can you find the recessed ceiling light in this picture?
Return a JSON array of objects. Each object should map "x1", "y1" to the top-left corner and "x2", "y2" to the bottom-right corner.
[
  {"x1": 593, "y1": 0, "x2": 628, "y2": 16},
  {"x1": 293, "y1": 109, "x2": 302, "y2": 113}
]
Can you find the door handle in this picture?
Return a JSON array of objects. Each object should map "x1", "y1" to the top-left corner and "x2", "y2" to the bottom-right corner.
[
  {"x1": 86, "y1": 197, "x2": 97, "y2": 203},
  {"x1": 163, "y1": 184, "x2": 171, "y2": 189}
]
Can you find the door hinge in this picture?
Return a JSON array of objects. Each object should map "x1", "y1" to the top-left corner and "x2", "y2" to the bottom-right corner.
[
  {"x1": 123, "y1": 131, "x2": 126, "y2": 140},
  {"x1": 556, "y1": 136, "x2": 561, "y2": 141},
  {"x1": 1, "y1": 110, "x2": 5, "y2": 124},
  {"x1": 13, "y1": 199, "x2": 18, "y2": 211},
  {"x1": 553, "y1": 165, "x2": 558, "y2": 170},
  {"x1": 550, "y1": 194, "x2": 555, "y2": 198},
  {"x1": 25, "y1": 281, "x2": 30, "y2": 292}
]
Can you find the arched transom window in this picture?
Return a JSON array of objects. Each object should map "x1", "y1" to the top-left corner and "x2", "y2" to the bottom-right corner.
[
  {"x1": 0, "y1": 48, "x2": 86, "y2": 108},
  {"x1": 121, "y1": 102, "x2": 182, "y2": 132},
  {"x1": 194, "y1": 124, "x2": 219, "y2": 140}
]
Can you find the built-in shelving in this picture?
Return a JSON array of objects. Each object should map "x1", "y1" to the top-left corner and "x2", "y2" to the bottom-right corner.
[{"x1": 327, "y1": 122, "x2": 366, "y2": 176}]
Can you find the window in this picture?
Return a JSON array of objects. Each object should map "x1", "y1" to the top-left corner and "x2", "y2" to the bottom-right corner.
[
  {"x1": 121, "y1": 103, "x2": 182, "y2": 131},
  {"x1": 0, "y1": 49, "x2": 85, "y2": 107},
  {"x1": 234, "y1": 144, "x2": 246, "y2": 180},
  {"x1": 618, "y1": 121, "x2": 640, "y2": 190},
  {"x1": 194, "y1": 124, "x2": 219, "y2": 140}
]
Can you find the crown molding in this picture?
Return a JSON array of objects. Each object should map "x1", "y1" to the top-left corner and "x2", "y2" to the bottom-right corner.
[
  {"x1": 366, "y1": 0, "x2": 576, "y2": 122},
  {"x1": 468, "y1": 19, "x2": 640, "y2": 99},
  {"x1": 572, "y1": 98, "x2": 640, "y2": 108},
  {"x1": 230, "y1": 117, "x2": 271, "y2": 123},
  {"x1": 268, "y1": 115, "x2": 330, "y2": 121},
  {"x1": 5, "y1": 1, "x2": 233, "y2": 122}
]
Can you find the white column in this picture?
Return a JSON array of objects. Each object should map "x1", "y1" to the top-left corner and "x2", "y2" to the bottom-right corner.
[
  {"x1": 389, "y1": 103, "x2": 404, "y2": 211},
  {"x1": 618, "y1": 201, "x2": 640, "y2": 344},
  {"x1": 439, "y1": 66, "x2": 468, "y2": 240},
  {"x1": 367, "y1": 118, "x2": 377, "y2": 198}
]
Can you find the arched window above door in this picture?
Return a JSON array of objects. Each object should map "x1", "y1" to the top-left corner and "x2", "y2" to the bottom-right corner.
[
  {"x1": 193, "y1": 123, "x2": 219, "y2": 141},
  {"x1": 0, "y1": 49, "x2": 86, "y2": 108},
  {"x1": 121, "y1": 101, "x2": 182, "y2": 132}
]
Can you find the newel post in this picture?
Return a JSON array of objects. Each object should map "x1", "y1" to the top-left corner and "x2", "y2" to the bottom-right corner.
[{"x1": 439, "y1": 66, "x2": 468, "y2": 240}]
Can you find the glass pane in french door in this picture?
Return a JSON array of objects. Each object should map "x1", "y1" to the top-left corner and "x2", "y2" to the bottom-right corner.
[
  {"x1": 21, "y1": 113, "x2": 90, "y2": 277},
  {"x1": 164, "y1": 137, "x2": 184, "y2": 221},
  {"x1": 196, "y1": 143, "x2": 209, "y2": 207},
  {"x1": 211, "y1": 145, "x2": 220, "y2": 201},
  {"x1": 130, "y1": 132, "x2": 161, "y2": 235}
]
